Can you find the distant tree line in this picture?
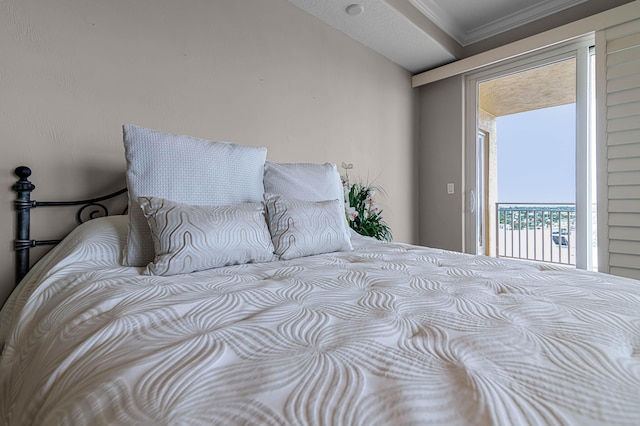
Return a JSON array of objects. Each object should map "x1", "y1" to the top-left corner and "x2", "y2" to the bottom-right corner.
[{"x1": 498, "y1": 205, "x2": 575, "y2": 231}]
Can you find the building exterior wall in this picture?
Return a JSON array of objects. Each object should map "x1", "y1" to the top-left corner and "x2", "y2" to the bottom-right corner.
[{"x1": 479, "y1": 108, "x2": 498, "y2": 256}]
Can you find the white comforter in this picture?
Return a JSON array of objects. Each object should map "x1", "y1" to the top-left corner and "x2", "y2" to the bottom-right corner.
[{"x1": 1, "y1": 216, "x2": 639, "y2": 425}]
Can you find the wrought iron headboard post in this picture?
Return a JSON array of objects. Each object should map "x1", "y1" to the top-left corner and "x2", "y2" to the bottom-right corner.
[
  {"x1": 11, "y1": 166, "x2": 127, "y2": 287},
  {"x1": 13, "y1": 166, "x2": 35, "y2": 284}
]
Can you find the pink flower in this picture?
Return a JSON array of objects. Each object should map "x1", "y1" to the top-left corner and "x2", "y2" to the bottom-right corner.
[{"x1": 346, "y1": 206, "x2": 358, "y2": 221}]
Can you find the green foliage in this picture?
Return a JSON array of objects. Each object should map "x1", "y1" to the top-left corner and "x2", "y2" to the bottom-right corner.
[{"x1": 341, "y1": 163, "x2": 392, "y2": 241}]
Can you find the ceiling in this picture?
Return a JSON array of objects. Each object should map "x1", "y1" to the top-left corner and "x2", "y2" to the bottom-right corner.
[
  {"x1": 479, "y1": 58, "x2": 576, "y2": 117},
  {"x1": 409, "y1": 0, "x2": 585, "y2": 46},
  {"x1": 288, "y1": 0, "x2": 632, "y2": 73}
]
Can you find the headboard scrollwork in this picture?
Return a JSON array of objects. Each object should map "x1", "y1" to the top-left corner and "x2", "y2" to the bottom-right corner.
[{"x1": 12, "y1": 166, "x2": 128, "y2": 286}]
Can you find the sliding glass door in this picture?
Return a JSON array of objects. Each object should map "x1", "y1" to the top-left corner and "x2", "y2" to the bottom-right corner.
[{"x1": 464, "y1": 41, "x2": 597, "y2": 270}]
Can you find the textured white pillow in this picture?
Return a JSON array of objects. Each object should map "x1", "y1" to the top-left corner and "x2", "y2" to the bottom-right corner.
[
  {"x1": 138, "y1": 197, "x2": 276, "y2": 276},
  {"x1": 263, "y1": 162, "x2": 344, "y2": 202},
  {"x1": 264, "y1": 193, "x2": 352, "y2": 260},
  {"x1": 123, "y1": 124, "x2": 267, "y2": 266}
]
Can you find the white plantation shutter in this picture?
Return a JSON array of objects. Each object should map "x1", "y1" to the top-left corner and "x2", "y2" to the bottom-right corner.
[{"x1": 598, "y1": 18, "x2": 640, "y2": 279}]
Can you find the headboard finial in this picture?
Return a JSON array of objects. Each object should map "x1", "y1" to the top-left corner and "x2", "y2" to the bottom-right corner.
[
  {"x1": 15, "y1": 166, "x2": 32, "y2": 179},
  {"x1": 13, "y1": 166, "x2": 35, "y2": 193}
]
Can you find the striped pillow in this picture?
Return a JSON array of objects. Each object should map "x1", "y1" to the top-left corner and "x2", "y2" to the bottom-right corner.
[
  {"x1": 138, "y1": 197, "x2": 276, "y2": 276},
  {"x1": 264, "y1": 193, "x2": 352, "y2": 260}
]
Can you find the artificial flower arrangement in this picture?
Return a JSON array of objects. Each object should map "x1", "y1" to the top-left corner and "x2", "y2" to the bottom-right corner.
[{"x1": 341, "y1": 163, "x2": 392, "y2": 241}]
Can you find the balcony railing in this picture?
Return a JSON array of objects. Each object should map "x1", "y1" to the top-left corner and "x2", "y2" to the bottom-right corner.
[{"x1": 496, "y1": 203, "x2": 576, "y2": 266}]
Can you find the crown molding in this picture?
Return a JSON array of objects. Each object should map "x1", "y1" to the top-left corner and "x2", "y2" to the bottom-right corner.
[
  {"x1": 412, "y1": 0, "x2": 640, "y2": 87},
  {"x1": 410, "y1": 0, "x2": 588, "y2": 46}
]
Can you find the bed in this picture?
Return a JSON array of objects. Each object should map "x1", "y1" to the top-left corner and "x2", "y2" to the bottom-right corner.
[{"x1": 1, "y1": 125, "x2": 640, "y2": 425}]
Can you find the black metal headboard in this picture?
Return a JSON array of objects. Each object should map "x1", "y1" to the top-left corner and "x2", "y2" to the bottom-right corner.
[{"x1": 12, "y1": 166, "x2": 127, "y2": 286}]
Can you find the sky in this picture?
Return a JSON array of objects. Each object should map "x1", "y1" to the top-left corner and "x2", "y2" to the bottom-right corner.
[{"x1": 496, "y1": 103, "x2": 576, "y2": 204}]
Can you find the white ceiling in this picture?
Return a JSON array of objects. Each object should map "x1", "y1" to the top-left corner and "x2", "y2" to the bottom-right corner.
[
  {"x1": 287, "y1": 0, "x2": 458, "y2": 72},
  {"x1": 409, "y1": 0, "x2": 587, "y2": 46},
  {"x1": 288, "y1": 0, "x2": 608, "y2": 73}
]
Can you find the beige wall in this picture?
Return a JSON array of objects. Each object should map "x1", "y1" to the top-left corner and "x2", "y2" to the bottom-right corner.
[
  {"x1": 0, "y1": 0, "x2": 418, "y2": 305},
  {"x1": 418, "y1": 75, "x2": 464, "y2": 251}
]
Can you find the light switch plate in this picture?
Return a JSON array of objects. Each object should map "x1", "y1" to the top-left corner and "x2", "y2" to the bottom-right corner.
[{"x1": 447, "y1": 183, "x2": 455, "y2": 194}]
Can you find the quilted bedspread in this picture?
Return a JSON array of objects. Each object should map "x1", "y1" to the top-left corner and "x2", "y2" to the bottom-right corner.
[{"x1": 1, "y1": 216, "x2": 639, "y2": 425}]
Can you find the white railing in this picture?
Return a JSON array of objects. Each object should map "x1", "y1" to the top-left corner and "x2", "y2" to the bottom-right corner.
[{"x1": 496, "y1": 203, "x2": 576, "y2": 266}]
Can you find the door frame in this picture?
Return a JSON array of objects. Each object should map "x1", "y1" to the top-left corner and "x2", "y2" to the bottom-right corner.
[
  {"x1": 476, "y1": 130, "x2": 488, "y2": 255},
  {"x1": 463, "y1": 38, "x2": 595, "y2": 269}
]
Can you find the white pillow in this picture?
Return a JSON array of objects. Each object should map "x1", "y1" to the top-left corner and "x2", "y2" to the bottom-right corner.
[
  {"x1": 138, "y1": 197, "x2": 276, "y2": 276},
  {"x1": 264, "y1": 193, "x2": 352, "y2": 260},
  {"x1": 263, "y1": 162, "x2": 343, "y2": 202},
  {"x1": 123, "y1": 124, "x2": 267, "y2": 266}
]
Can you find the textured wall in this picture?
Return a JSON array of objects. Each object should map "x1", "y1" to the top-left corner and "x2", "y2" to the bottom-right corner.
[{"x1": 0, "y1": 0, "x2": 417, "y2": 305}]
